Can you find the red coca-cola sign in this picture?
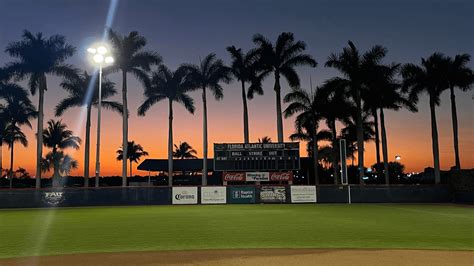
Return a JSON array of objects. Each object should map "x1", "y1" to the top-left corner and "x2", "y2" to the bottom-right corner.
[
  {"x1": 269, "y1": 171, "x2": 293, "y2": 181},
  {"x1": 223, "y1": 172, "x2": 246, "y2": 182}
]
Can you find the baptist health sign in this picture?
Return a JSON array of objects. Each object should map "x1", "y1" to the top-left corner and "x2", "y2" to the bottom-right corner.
[
  {"x1": 201, "y1": 187, "x2": 226, "y2": 204},
  {"x1": 172, "y1": 187, "x2": 198, "y2": 204},
  {"x1": 290, "y1": 186, "x2": 317, "y2": 203}
]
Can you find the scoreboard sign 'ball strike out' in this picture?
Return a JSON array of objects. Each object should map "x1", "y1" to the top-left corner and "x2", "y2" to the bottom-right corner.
[{"x1": 213, "y1": 142, "x2": 300, "y2": 171}]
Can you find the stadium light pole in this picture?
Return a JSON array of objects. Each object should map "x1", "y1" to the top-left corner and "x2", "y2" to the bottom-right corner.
[{"x1": 88, "y1": 44, "x2": 114, "y2": 187}]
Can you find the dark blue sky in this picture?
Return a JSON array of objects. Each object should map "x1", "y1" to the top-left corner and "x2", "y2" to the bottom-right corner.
[{"x1": 0, "y1": 0, "x2": 473, "y2": 173}]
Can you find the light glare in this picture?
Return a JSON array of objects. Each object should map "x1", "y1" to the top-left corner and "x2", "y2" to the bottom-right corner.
[
  {"x1": 93, "y1": 54, "x2": 104, "y2": 63},
  {"x1": 87, "y1": 48, "x2": 97, "y2": 54},
  {"x1": 97, "y1": 46, "x2": 108, "y2": 55},
  {"x1": 105, "y1": 56, "x2": 114, "y2": 64}
]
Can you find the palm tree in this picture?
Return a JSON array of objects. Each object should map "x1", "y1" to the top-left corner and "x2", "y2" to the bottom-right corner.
[
  {"x1": 253, "y1": 32, "x2": 317, "y2": 142},
  {"x1": 116, "y1": 141, "x2": 149, "y2": 177},
  {"x1": 318, "y1": 78, "x2": 352, "y2": 183},
  {"x1": 402, "y1": 53, "x2": 449, "y2": 183},
  {"x1": 55, "y1": 71, "x2": 123, "y2": 187},
  {"x1": 173, "y1": 142, "x2": 198, "y2": 159},
  {"x1": 325, "y1": 40, "x2": 387, "y2": 183},
  {"x1": 138, "y1": 65, "x2": 195, "y2": 186},
  {"x1": 340, "y1": 109, "x2": 376, "y2": 167},
  {"x1": 365, "y1": 64, "x2": 417, "y2": 184},
  {"x1": 183, "y1": 53, "x2": 230, "y2": 185},
  {"x1": 3, "y1": 124, "x2": 28, "y2": 188},
  {"x1": 258, "y1": 136, "x2": 272, "y2": 143},
  {"x1": 108, "y1": 30, "x2": 161, "y2": 186},
  {"x1": 42, "y1": 120, "x2": 81, "y2": 187},
  {"x1": 5, "y1": 30, "x2": 77, "y2": 188},
  {"x1": 445, "y1": 54, "x2": 473, "y2": 170},
  {"x1": 284, "y1": 88, "x2": 327, "y2": 183},
  {"x1": 226, "y1": 46, "x2": 264, "y2": 143}
]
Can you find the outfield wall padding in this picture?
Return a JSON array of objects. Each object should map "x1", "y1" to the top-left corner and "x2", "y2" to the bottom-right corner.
[{"x1": 0, "y1": 185, "x2": 455, "y2": 208}]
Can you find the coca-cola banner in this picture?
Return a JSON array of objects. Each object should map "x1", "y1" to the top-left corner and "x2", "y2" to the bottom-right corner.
[
  {"x1": 269, "y1": 171, "x2": 293, "y2": 181},
  {"x1": 223, "y1": 171, "x2": 293, "y2": 182},
  {"x1": 223, "y1": 172, "x2": 246, "y2": 182}
]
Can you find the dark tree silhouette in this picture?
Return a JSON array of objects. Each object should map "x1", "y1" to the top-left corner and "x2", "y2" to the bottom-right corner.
[
  {"x1": 5, "y1": 30, "x2": 77, "y2": 188},
  {"x1": 226, "y1": 46, "x2": 264, "y2": 143},
  {"x1": 116, "y1": 141, "x2": 149, "y2": 177},
  {"x1": 173, "y1": 142, "x2": 198, "y2": 159},
  {"x1": 108, "y1": 30, "x2": 161, "y2": 186},
  {"x1": 258, "y1": 136, "x2": 272, "y2": 143},
  {"x1": 138, "y1": 65, "x2": 195, "y2": 185},
  {"x1": 183, "y1": 53, "x2": 230, "y2": 185},
  {"x1": 325, "y1": 40, "x2": 386, "y2": 183},
  {"x1": 56, "y1": 71, "x2": 122, "y2": 187},
  {"x1": 253, "y1": 32, "x2": 317, "y2": 142}
]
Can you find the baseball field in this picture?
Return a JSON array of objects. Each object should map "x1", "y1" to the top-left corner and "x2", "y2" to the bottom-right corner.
[{"x1": 0, "y1": 204, "x2": 472, "y2": 265}]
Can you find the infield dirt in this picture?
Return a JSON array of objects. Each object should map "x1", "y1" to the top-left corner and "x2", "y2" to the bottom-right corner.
[{"x1": 1, "y1": 249, "x2": 472, "y2": 266}]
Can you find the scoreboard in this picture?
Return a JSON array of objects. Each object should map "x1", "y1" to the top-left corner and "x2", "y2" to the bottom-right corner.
[{"x1": 213, "y1": 142, "x2": 300, "y2": 171}]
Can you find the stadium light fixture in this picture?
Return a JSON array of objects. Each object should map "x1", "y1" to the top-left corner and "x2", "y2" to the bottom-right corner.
[{"x1": 87, "y1": 43, "x2": 114, "y2": 187}]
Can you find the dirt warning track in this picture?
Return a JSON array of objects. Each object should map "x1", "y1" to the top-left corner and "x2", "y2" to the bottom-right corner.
[{"x1": 1, "y1": 249, "x2": 472, "y2": 266}]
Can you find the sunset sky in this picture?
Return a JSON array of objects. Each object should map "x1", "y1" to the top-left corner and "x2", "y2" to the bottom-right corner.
[{"x1": 0, "y1": 0, "x2": 473, "y2": 176}]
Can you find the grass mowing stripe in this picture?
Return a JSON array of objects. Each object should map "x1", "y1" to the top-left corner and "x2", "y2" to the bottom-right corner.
[{"x1": 0, "y1": 204, "x2": 472, "y2": 258}]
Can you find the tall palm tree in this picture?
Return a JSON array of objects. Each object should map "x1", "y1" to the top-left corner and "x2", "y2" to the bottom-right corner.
[
  {"x1": 183, "y1": 53, "x2": 230, "y2": 185},
  {"x1": 3, "y1": 124, "x2": 28, "y2": 188},
  {"x1": 55, "y1": 71, "x2": 123, "y2": 187},
  {"x1": 365, "y1": 64, "x2": 417, "y2": 184},
  {"x1": 402, "y1": 53, "x2": 449, "y2": 183},
  {"x1": 284, "y1": 88, "x2": 326, "y2": 183},
  {"x1": 226, "y1": 46, "x2": 264, "y2": 143},
  {"x1": 325, "y1": 40, "x2": 387, "y2": 183},
  {"x1": 116, "y1": 141, "x2": 149, "y2": 177},
  {"x1": 108, "y1": 30, "x2": 161, "y2": 186},
  {"x1": 138, "y1": 65, "x2": 195, "y2": 185},
  {"x1": 5, "y1": 30, "x2": 77, "y2": 188},
  {"x1": 42, "y1": 120, "x2": 81, "y2": 187},
  {"x1": 253, "y1": 32, "x2": 317, "y2": 142},
  {"x1": 445, "y1": 54, "x2": 473, "y2": 170},
  {"x1": 258, "y1": 136, "x2": 272, "y2": 143},
  {"x1": 318, "y1": 78, "x2": 352, "y2": 183},
  {"x1": 173, "y1": 142, "x2": 198, "y2": 159}
]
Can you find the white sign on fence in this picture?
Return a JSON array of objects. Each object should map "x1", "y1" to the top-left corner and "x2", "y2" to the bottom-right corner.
[
  {"x1": 290, "y1": 186, "x2": 317, "y2": 203},
  {"x1": 172, "y1": 187, "x2": 198, "y2": 205},
  {"x1": 201, "y1": 187, "x2": 227, "y2": 204},
  {"x1": 246, "y1": 172, "x2": 270, "y2": 182}
]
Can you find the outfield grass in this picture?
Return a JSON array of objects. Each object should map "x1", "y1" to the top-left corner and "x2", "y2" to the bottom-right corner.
[{"x1": 0, "y1": 204, "x2": 472, "y2": 258}]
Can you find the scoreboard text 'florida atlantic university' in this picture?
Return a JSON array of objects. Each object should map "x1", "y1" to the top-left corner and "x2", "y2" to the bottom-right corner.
[{"x1": 213, "y1": 143, "x2": 300, "y2": 171}]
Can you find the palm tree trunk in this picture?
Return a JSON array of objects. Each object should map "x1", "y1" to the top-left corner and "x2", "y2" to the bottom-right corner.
[
  {"x1": 372, "y1": 108, "x2": 381, "y2": 171},
  {"x1": 312, "y1": 136, "x2": 319, "y2": 185},
  {"x1": 380, "y1": 108, "x2": 390, "y2": 184},
  {"x1": 241, "y1": 81, "x2": 249, "y2": 143},
  {"x1": 449, "y1": 86, "x2": 461, "y2": 170},
  {"x1": 429, "y1": 96, "x2": 441, "y2": 183},
  {"x1": 355, "y1": 89, "x2": 365, "y2": 184},
  {"x1": 202, "y1": 87, "x2": 208, "y2": 186},
  {"x1": 84, "y1": 104, "x2": 92, "y2": 187},
  {"x1": 330, "y1": 119, "x2": 338, "y2": 184},
  {"x1": 9, "y1": 142, "x2": 14, "y2": 189},
  {"x1": 274, "y1": 73, "x2": 284, "y2": 143},
  {"x1": 130, "y1": 160, "x2": 133, "y2": 177},
  {"x1": 35, "y1": 75, "x2": 46, "y2": 188},
  {"x1": 0, "y1": 141, "x2": 3, "y2": 176},
  {"x1": 121, "y1": 71, "x2": 128, "y2": 187},
  {"x1": 168, "y1": 99, "x2": 174, "y2": 186}
]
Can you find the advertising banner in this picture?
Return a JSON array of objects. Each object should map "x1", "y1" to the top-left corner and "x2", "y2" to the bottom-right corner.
[
  {"x1": 290, "y1": 186, "x2": 317, "y2": 203},
  {"x1": 223, "y1": 172, "x2": 246, "y2": 182},
  {"x1": 246, "y1": 172, "x2": 270, "y2": 182},
  {"x1": 259, "y1": 186, "x2": 287, "y2": 203},
  {"x1": 228, "y1": 186, "x2": 256, "y2": 204},
  {"x1": 172, "y1": 187, "x2": 198, "y2": 205},
  {"x1": 201, "y1": 187, "x2": 226, "y2": 204},
  {"x1": 269, "y1": 171, "x2": 293, "y2": 181}
]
